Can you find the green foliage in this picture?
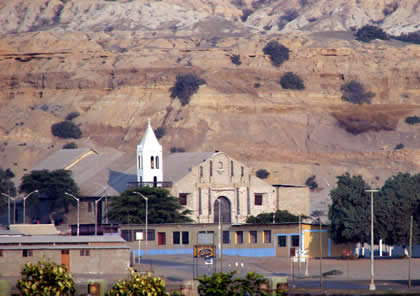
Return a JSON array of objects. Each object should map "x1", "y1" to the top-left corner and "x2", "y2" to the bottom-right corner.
[
  {"x1": 170, "y1": 73, "x2": 206, "y2": 106},
  {"x1": 231, "y1": 54, "x2": 241, "y2": 66},
  {"x1": 0, "y1": 168, "x2": 16, "y2": 211},
  {"x1": 19, "y1": 169, "x2": 79, "y2": 213},
  {"x1": 197, "y1": 271, "x2": 268, "y2": 296},
  {"x1": 355, "y1": 25, "x2": 389, "y2": 42},
  {"x1": 394, "y1": 143, "x2": 404, "y2": 150},
  {"x1": 154, "y1": 127, "x2": 166, "y2": 139},
  {"x1": 392, "y1": 32, "x2": 420, "y2": 45},
  {"x1": 246, "y1": 210, "x2": 299, "y2": 224},
  {"x1": 340, "y1": 80, "x2": 375, "y2": 104},
  {"x1": 62, "y1": 142, "x2": 78, "y2": 149},
  {"x1": 51, "y1": 120, "x2": 82, "y2": 139},
  {"x1": 305, "y1": 175, "x2": 318, "y2": 190},
  {"x1": 279, "y1": 72, "x2": 305, "y2": 90},
  {"x1": 107, "y1": 187, "x2": 192, "y2": 224},
  {"x1": 17, "y1": 261, "x2": 76, "y2": 296},
  {"x1": 263, "y1": 41, "x2": 290, "y2": 67},
  {"x1": 65, "y1": 111, "x2": 80, "y2": 121},
  {"x1": 328, "y1": 173, "x2": 372, "y2": 244},
  {"x1": 405, "y1": 116, "x2": 420, "y2": 125},
  {"x1": 106, "y1": 270, "x2": 169, "y2": 296},
  {"x1": 256, "y1": 169, "x2": 270, "y2": 179}
]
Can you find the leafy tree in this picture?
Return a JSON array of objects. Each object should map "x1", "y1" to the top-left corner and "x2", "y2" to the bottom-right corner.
[
  {"x1": 51, "y1": 121, "x2": 82, "y2": 139},
  {"x1": 0, "y1": 168, "x2": 16, "y2": 210},
  {"x1": 19, "y1": 169, "x2": 79, "y2": 213},
  {"x1": 328, "y1": 173, "x2": 372, "y2": 244},
  {"x1": 305, "y1": 175, "x2": 318, "y2": 190},
  {"x1": 65, "y1": 111, "x2": 80, "y2": 121},
  {"x1": 405, "y1": 116, "x2": 420, "y2": 125},
  {"x1": 246, "y1": 210, "x2": 299, "y2": 224},
  {"x1": 170, "y1": 73, "x2": 206, "y2": 106},
  {"x1": 340, "y1": 80, "x2": 375, "y2": 104},
  {"x1": 392, "y1": 32, "x2": 420, "y2": 45},
  {"x1": 231, "y1": 54, "x2": 241, "y2": 66},
  {"x1": 107, "y1": 187, "x2": 192, "y2": 224},
  {"x1": 394, "y1": 143, "x2": 404, "y2": 150},
  {"x1": 106, "y1": 270, "x2": 169, "y2": 296},
  {"x1": 17, "y1": 261, "x2": 76, "y2": 296},
  {"x1": 355, "y1": 25, "x2": 389, "y2": 42},
  {"x1": 154, "y1": 127, "x2": 166, "y2": 139},
  {"x1": 279, "y1": 72, "x2": 305, "y2": 90},
  {"x1": 263, "y1": 41, "x2": 290, "y2": 67},
  {"x1": 256, "y1": 169, "x2": 270, "y2": 179}
]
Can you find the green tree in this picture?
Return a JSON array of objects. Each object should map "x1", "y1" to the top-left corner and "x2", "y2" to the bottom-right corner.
[
  {"x1": 356, "y1": 25, "x2": 388, "y2": 42},
  {"x1": 107, "y1": 187, "x2": 192, "y2": 224},
  {"x1": 247, "y1": 210, "x2": 299, "y2": 224},
  {"x1": 328, "y1": 173, "x2": 372, "y2": 244},
  {"x1": 280, "y1": 72, "x2": 305, "y2": 90},
  {"x1": 263, "y1": 40, "x2": 289, "y2": 67},
  {"x1": 340, "y1": 80, "x2": 375, "y2": 104},
  {"x1": 256, "y1": 169, "x2": 270, "y2": 179},
  {"x1": 0, "y1": 168, "x2": 16, "y2": 210},
  {"x1": 19, "y1": 169, "x2": 79, "y2": 213},
  {"x1": 51, "y1": 121, "x2": 82, "y2": 139},
  {"x1": 170, "y1": 73, "x2": 206, "y2": 106},
  {"x1": 17, "y1": 261, "x2": 76, "y2": 296}
]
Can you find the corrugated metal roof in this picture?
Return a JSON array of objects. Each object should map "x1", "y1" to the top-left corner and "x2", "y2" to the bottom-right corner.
[
  {"x1": 32, "y1": 149, "x2": 93, "y2": 171},
  {"x1": 10, "y1": 224, "x2": 59, "y2": 235},
  {"x1": 0, "y1": 235, "x2": 126, "y2": 244},
  {"x1": 0, "y1": 245, "x2": 129, "y2": 250},
  {"x1": 164, "y1": 152, "x2": 214, "y2": 182},
  {"x1": 0, "y1": 228, "x2": 23, "y2": 236}
]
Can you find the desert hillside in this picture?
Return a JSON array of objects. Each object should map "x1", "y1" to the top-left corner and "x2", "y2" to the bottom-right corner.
[{"x1": 1, "y1": 0, "x2": 420, "y2": 216}]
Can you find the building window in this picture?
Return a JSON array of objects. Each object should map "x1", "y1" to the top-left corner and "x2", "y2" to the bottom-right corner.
[
  {"x1": 200, "y1": 166, "x2": 203, "y2": 177},
  {"x1": 208, "y1": 188, "x2": 211, "y2": 215},
  {"x1": 254, "y1": 194, "x2": 263, "y2": 206},
  {"x1": 247, "y1": 188, "x2": 250, "y2": 215},
  {"x1": 210, "y1": 161, "x2": 213, "y2": 177},
  {"x1": 278, "y1": 236, "x2": 287, "y2": 247},
  {"x1": 199, "y1": 188, "x2": 202, "y2": 215},
  {"x1": 223, "y1": 231, "x2": 230, "y2": 244},
  {"x1": 138, "y1": 156, "x2": 141, "y2": 169},
  {"x1": 231, "y1": 160, "x2": 234, "y2": 176},
  {"x1": 88, "y1": 201, "x2": 92, "y2": 212},
  {"x1": 264, "y1": 230, "x2": 272, "y2": 243},
  {"x1": 173, "y1": 232, "x2": 180, "y2": 245},
  {"x1": 241, "y1": 166, "x2": 244, "y2": 177},
  {"x1": 141, "y1": 156, "x2": 143, "y2": 169},
  {"x1": 80, "y1": 249, "x2": 90, "y2": 256},
  {"x1": 249, "y1": 231, "x2": 258, "y2": 244},
  {"x1": 158, "y1": 232, "x2": 166, "y2": 245},
  {"x1": 156, "y1": 156, "x2": 159, "y2": 169},
  {"x1": 182, "y1": 231, "x2": 189, "y2": 244},
  {"x1": 23, "y1": 250, "x2": 33, "y2": 257},
  {"x1": 0, "y1": 250, "x2": 3, "y2": 257},
  {"x1": 236, "y1": 188, "x2": 240, "y2": 215},
  {"x1": 179, "y1": 193, "x2": 187, "y2": 206},
  {"x1": 147, "y1": 229, "x2": 155, "y2": 241},
  {"x1": 291, "y1": 235, "x2": 299, "y2": 247},
  {"x1": 151, "y1": 156, "x2": 154, "y2": 169},
  {"x1": 236, "y1": 231, "x2": 243, "y2": 244}
]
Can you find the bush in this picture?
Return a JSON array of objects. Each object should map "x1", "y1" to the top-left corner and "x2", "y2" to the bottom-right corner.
[
  {"x1": 231, "y1": 54, "x2": 241, "y2": 66},
  {"x1": 107, "y1": 270, "x2": 169, "y2": 296},
  {"x1": 355, "y1": 25, "x2": 389, "y2": 42},
  {"x1": 392, "y1": 32, "x2": 420, "y2": 45},
  {"x1": 277, "y1": 9, "x2": 298, "y2": 30},
  {"x1": 256, "y1": 169, "x2": 269, "y2": 179},
  {"x1": 155, "y1": 127, "x2": 166, "y2": 139},
  {"x1": 51, "y1": 121, "x2": 82, "y2": 139},
  {"x1": 263, "y1": 41, "x2": 290, "y2": 67},
  {"x1": 240, "y1": 9, "x2": 253, "y2": 22},
  {"x1": 405, "y1": 116, "x2": 420, "y2": 125},
  {"x1": 394, "y1": 143, "x2": 404, "y2": 150},
  {"x1": 279, "y1": 72, "x2": 305, "y2": 90},
  {"x1": 170, "y1": 73, "x2": 206, "y2": 106},
  {"x1": 62, "y1": 142, "x2": 77, "y2": 149},
  {"x1": 65, "y1": 111, "x2": 80, "y2": 121},
  {"x1": 17, "y1": 261, "x2": 76, "y2": 296},
  {"x1": 340, "y1": 80, "x2": 375, "y2": 104},
  {"x1": 305, "y1": 175, "x2": 318, "y2": 190}
]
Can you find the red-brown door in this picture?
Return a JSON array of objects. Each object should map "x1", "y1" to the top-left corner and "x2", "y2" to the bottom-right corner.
[
  {"x1": 290, "y1": 248, "x2": 296, "y2": 257},
  {"x1": 61, "y1": 250, "x2": 70, "y2": 271}
]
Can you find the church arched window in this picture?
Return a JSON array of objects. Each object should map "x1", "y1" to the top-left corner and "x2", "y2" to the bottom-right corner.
[
  {"x1": 138, "y1": 156, "x2": 141, "y2": 169},
  {"x1": 156, "y1": 156, "x2": 159, "y2": 169},
  {"x1": 151, "y1": 156, "x2": 154, "y2": 169},
  {"x1": 141, "y1": 155, "x2": 143, "y2": 169}
]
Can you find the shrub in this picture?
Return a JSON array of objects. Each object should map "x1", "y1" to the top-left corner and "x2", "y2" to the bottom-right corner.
[
  {"x1": 170, "y1": 73, "x2": 206, "y2": 106},
  {"x1": 170, "y1": 147, "x2": 186, "y2": 153},
  {"x1": 240, "y1": 9, "x2": 253, "y2": 22},
  {"x1": 305, "y1": 175, "x2": 318, "y2": 190},
  {"x1": 65, "y1": 111, "x2": 80, "y2": 121},
  {"x1": 280, "y1": 72, "x2": 305, "y2": 90},
  {"x1": 51, "y1": 121, "x2": 82, "y2": 139},
  {"x1": 17, "y1": 261, "x2": 76, "y2": 296},
  {"x1": 256, "y1": 169, "x2": 269, "y2": 179},
  {"x1": 392, "y1": 32, "x2": 420, "y2": 45},
  {"x1": 355, "y1": 25, "x2": 388, "y2": 42},
  {"x1": 254, "y1": 82, "x2": 261, "y2": 88},
  {"x1": 277, "y1": 9, "x2": 298, "y2": 30},
  {"x1": 231, "y1": 54, "x2": 241, "y2": 66},
  {"x1": 340, "y1": 80, "x2": 375, "y2": 104},
  {"x1": 62, "y1": 142, "x2": 77, "y2": 149},
  {"x1": 154, "y1": 127, "x2": 166, "y2": 139},
  {"x1": 394, "y1": 143, "x2": 404, "y2": 150},
  {"x1": 405, "y1": 116, "x2": 420, "y2": 125},
  {"x1": 107, "y1": 270, "x2": 169, "y2": 296},
  {"x1": 263, "y1": 40, "x2": 290, "y2": 67}
]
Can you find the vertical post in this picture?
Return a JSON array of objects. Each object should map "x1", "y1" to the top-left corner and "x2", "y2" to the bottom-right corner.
[
  {"x1": 77, "y1": 199, "x2": 80, "y2": 236},
  {"x1": 95, "y1": 200, "x2": 98, "y2": 236},
  {"x1": 319, "y1": 217, "x2": 322, "y2": 288},
  {"x1": 409, "y1": 215, "x2": 413, "y2": 289},
  {"x1": 23, "y1": 198, "x2": 26, "y2": 224},
  {"x1": 365, "y1": 189, "x2": 378, "y2": 291},
  {"x1": 13, "y1": 199, "x2": 16, "y2": 224},
  {"x1": 7, "y1": 196, "x2": 10, "y2": 225},
  {"x1": 298, "y1": 215, "x2": 301, "y2": 275},
  {"x1": 145, "y1": 197, "x2": 148, "y2": 256}
]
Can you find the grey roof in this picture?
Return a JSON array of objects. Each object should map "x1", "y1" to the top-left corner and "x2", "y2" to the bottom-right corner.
[
  {"x1": 164, "y1": 152, "x2": 215, "y2": 182},
  {"x1": 0, "y1": 235, "x2": 126, "y2": 244},
  {"x1": 0, "y1": 228, "x2": 23, "y2": 236},
  {"x1": 32, "y1": 148, "x2": 93, "y2": 171}
]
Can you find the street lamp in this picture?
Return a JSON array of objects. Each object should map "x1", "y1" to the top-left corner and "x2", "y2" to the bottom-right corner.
[
  {"x1": 95, "y1": 194, "x2": 107, "y2": 236},
  {"x1": 1, "y1": 193, "x2": 14, "y2": 225},
  {"x1": 23, "y1": 190, "x2": 39, "y2": 224},
  {"x1": 366, "y1": 189, "x2": 379, "y2": 291},
  {"x1": 65, "y1": 192, "x2": 80, "y2": 236},
  {"x1": 133, "y1": 191, "x2": 148, "y2": 256}
]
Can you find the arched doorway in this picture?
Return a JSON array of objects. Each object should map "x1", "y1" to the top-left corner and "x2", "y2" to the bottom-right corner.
[
  {"x1": 153, "y1": 176, "x2": 157, "y2": 187},
  {"x1": 214, "y1": 196, "x2": 231, "y2": 223}
]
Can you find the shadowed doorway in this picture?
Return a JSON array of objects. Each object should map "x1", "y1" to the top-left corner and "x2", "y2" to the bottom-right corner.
[{"x1": 214, "y1": 196, "x2": 231, "y2": 223}]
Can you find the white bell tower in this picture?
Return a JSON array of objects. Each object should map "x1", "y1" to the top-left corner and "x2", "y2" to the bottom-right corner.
[{"x1": 137, "y1": 119, "x2": 163, "y2": 186}]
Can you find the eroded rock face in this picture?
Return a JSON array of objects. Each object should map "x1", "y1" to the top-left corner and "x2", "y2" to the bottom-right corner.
[{"x1": 1, "y1": 0, "x2": 420, "y2": 216}]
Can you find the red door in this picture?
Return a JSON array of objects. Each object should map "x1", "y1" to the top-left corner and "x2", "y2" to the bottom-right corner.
[{"x1": 61, "y1": 250, "x2": 70, "y2": 271}]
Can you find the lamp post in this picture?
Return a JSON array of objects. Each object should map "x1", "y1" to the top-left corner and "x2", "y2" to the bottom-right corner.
[
  {"x1": 23, "y1": 190, "x2": 39, "y2": 224},
  {"x1": 65, "y1": 192, "x2": 80, "y2": 236},
  {"x1": 95, "y1": 194, "x2": 107, "y2": 236},
  {"x1": 366, "y1": 189, "x2": 379, "y2": 291},
  {"x1": 133, "y1": 191, "x2": 148, "y2": 256},
  {"x1": 1, "y1": 193, "x2": 13, "y2": 225}
]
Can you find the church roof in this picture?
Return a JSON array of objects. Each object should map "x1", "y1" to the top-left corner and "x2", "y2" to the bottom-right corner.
[
  {"x1": 139, "y1": 120, "x2": 161, "y2": 149},
  {"x1": 164, "y1": 152, "x2": 215, "y2": 182}
]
